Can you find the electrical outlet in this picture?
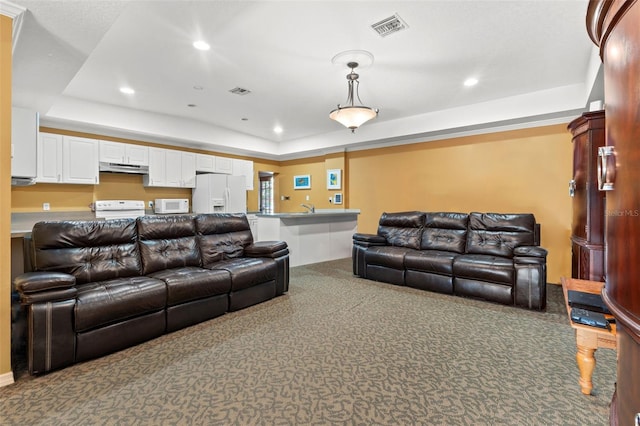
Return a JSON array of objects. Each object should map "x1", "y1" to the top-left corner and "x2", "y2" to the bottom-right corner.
[
  {"x1": 43, "y1": 203, "x2": 50, "y2": 211},
  {"x1": 305, "y1": 195, "x2": 310, "y2": 201},
  {"x1": 148, "y1": 201, "x2": 154, "y2": 208}
]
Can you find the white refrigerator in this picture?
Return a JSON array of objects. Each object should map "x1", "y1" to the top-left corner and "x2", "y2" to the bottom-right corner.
[{"x1": 192, "y1": 174, "x2": 247, "y2": 214}]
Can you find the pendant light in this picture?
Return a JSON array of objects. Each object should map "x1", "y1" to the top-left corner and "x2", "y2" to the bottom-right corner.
[{"x1": 329, "y1": 62, "x2": 378, "y2": 132}]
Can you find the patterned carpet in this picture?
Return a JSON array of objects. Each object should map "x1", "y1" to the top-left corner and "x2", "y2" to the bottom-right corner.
[{"x1": 1, "y1": 258, "x2": 615, "y2": 425}]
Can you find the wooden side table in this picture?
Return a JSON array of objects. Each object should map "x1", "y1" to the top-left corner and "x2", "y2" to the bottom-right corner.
[{"x1": 560, "y1": 277, "x2": 617, "y2": 395}]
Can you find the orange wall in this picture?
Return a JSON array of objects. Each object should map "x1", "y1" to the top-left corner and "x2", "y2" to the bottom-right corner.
[
  {"x1": 11, "y1": 123, "x2": 573, "y2": 284},
  {"x1": 1, "y1": 14, "x2": 13, "y2": 379},
  {"x1": 274, "y1": 152, "x2": 345, "y2": 213},
  {"x1": 348, "y1": 124, "x2": 573, "y2": 283}
]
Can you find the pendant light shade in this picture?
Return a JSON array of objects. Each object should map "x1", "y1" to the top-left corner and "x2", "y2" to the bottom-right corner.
[{"x1": 329, "y1": 62, "x2": 378, "y2": 132}]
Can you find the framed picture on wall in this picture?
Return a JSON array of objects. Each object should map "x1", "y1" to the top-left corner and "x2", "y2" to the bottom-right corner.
[
  {"x1": 293, "y1": 174, "x2": 311, "y2": 189},
  {"x1": 327, "y1": 169, "x2": 341, "y2": 190}
]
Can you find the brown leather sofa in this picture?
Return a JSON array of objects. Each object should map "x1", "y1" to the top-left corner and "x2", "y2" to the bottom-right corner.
[
  {"x1": 14, "y1": 213, "x2": 289, "y2": 374},
  {"x1": 353, "y1": 211, "x2": 547, "y2": 310}
]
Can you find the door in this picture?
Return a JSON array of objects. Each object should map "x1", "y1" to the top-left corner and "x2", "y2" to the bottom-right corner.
[{"x1": 226, "y1": 175, "x2": 247, "y2": 213}]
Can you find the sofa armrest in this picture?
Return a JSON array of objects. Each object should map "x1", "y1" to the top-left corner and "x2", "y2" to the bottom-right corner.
[
  {"x1": 353, "y1": 233, "x2": 386, "y2": 246},
  {"x1": 513, "y1": 246, "x2": 548, "y2": 310},
  {"x1": 245, "y1": 241, "x2": 289, "y2": 258},
  {"x1": 14, "y1": 272, "x2": 77, "y2": 374},
  {"x1": 245, "y1": 241, "x2": 290, "y2": 295},
  {"x1": 514, "y1": 246, "x2": 548, "y2": 259},
  {"x1": 14, "y1": 272, "x2": 78, "y2": 304}
]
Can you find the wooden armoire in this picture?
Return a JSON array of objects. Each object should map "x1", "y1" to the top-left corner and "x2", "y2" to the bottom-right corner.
[
  {"x1": 568, "y1": 111, "x2": 605, "y2": 282},
  {"x1": 587, "y1": 0, "x2": 640, "y2": 424}
]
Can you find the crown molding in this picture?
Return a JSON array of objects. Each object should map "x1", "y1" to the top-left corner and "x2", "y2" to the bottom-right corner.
[{"x1": 0, "y1": 0, "x2": 26, "y2": 19}]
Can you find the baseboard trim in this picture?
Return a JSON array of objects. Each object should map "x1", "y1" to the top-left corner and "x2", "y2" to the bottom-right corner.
[{"x1": 0, "y1": 371, "x2": 15, "y2": 387}]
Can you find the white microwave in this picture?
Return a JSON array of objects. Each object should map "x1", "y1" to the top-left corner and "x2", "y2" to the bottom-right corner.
[{"x1": 154, "y1": 198, "x2": 189, "y2": 214}]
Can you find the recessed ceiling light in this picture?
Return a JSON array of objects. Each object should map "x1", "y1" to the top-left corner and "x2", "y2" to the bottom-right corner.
[
  {"x1": 193, "y1": 40, "x2": 210, "y2": 51},
  {"x1": 464, "y1": 78, "x2": 479, "y2": 87},
  {"x1": 193, "y1": 85, "x2": 204, "y2": 90},
  {"x1": 273, "y1": 126, "x2": 283, "y2": 134},
  {"x1": 187, "y1": 104, "x2": 197, "y2": 108},
  {"x1": 120, "y1": 87, "x2": 135, "y2": 95}
]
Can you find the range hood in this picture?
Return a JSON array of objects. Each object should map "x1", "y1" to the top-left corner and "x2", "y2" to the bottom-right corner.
[
  {"x1": 11, "y1": 177, "x2": 36, "y2": 186},
  {"x1": 99, "y1": 162, "x2": 149, "y2": 174}
]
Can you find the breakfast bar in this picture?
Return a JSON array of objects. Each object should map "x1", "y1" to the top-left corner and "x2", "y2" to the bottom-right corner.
[{"x1": 256, "y1": 210, "x2": 359, "y2": 267}]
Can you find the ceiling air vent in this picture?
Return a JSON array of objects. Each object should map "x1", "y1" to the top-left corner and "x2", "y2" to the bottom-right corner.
[
  {"x1": 229, "y1": 87, "x2": 251, "y2": 95},
  {"x1": 371, "y1": 13, "x2": 408, "y2": 37}
]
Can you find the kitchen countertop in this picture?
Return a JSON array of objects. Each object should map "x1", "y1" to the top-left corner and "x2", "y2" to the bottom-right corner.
[
  {"x1": 256, "y1": 209, "x2": 360, "y2": 219},
  {"x1": 11, "y1": 211, "x2": 100, "y2": 237}
]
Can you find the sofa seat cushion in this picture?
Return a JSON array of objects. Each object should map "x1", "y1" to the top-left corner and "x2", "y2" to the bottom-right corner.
[
  {"x1": 452, "y1": 254, "x2": 514, "y2": 285},
  {"x1": 404, "y1": 250, "x2": 457, "y2": 275},
  {"x1": 148, "y1": 266, "x2": 231, "y2": 306},
  {"x1": 75, "y1": 276, "x2": 166, "y2": 332},
  {"x1": 207, "y1": 258, "x2": 277, "y2": 291},
  {"x1": 365, "y1": 246, "x2": 413, "y2": 270}
]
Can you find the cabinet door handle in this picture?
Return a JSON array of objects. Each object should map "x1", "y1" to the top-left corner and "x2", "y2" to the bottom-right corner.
[
  {"x1": 597, "y1": 146, "x2": 616, "y2": 191},
  {"x1": 569, "y1": 179, "x2": 576, "y2": 197}
]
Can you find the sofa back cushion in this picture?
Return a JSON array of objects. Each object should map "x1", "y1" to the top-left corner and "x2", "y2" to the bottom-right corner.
[
  {"x1": 421, "y1": 212, "x2": 469, "y2": 253},
  {"x1": 31, "y1": 219, "x2": 142, "y2": 284},
  {"x1": 137, "y1": 215, "x2": 200, "y2": 275},
  {"x1": 466, "y1": 212, "x2": 536, "y2": 258},
  {"x1": 377, "y1": 211, "x2": 425, "y2": 249},
  {"x1": 195, "y1": 213, "x2": 254, "y2": 266}
]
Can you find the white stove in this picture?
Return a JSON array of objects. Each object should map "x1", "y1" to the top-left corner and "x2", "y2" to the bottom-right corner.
[{"x1": 94, "y1": 200, "x2": 146, "y2": 220}]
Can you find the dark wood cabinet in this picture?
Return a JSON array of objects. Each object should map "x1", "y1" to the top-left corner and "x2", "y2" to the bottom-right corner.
[
  {"x1": 587, "y1": 1, "x2": 640, "y2": 424},
  {"x1": 567, "y1": 111, "x2": 605, "y2": 282}
]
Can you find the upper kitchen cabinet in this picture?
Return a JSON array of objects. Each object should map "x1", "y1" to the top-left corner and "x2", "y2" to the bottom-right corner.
[
  {"x1": 195, "y1": 153, "x2": 234, "y2": 174},
  {"x1": 232, "y1": 159, "x2": 254, "y2": 190},
  {"x1": 62, "y1": 136, "x2": 100, "y2": 184},
  {"x1": 195, "y1": 153, "x2": 216, "y2": 173},
  {"x1": 215, "y1": 156, "x2": 233, "y2": 174},
  {"x1": 144, "y1": 147, "x2": 167, "y2": 187},
  {"x1": 11, "y1": 107, "x2": 38, "y2": 181},
  {"x1": 144, "y1": 147, "x2": 196, "y2": 188},
  {"x1": 37, "y1": 133, "x2": 63, "y2": 183},
  {"x1": 99, "y1": 141, "x2": 149, "y2": 166},
  {"x1": 37, "y1": 133, "x2": 99, "y2": 184}
]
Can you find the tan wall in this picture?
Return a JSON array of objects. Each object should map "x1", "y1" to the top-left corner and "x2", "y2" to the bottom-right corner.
[
  {"x1": 1, "y1": 14, "x2": 13, "y2": 379},
  {"x1": 348, "y1": 124, "x2": 573, "y2": 283},
  {"x1": 274, "y1": 152, "x2": 346, "y2": 212}
]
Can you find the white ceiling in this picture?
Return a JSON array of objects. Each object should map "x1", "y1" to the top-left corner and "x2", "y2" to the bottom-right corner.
[{"x1": 6, "y1": 0, "x2": 601, "y2": 160}]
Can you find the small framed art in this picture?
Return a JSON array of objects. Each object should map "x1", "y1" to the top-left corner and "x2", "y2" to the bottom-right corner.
[
  {"x1": 327, "y1": 169, "x2": 341, "y2": 190},
  {"x1": 293, "y1": 174, "x2": 311, "y2": 189}
]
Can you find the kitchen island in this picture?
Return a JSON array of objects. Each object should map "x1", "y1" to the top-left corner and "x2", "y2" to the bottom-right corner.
[{"x1": 256, "y1": 209, "x2": 359, "y2": 267}]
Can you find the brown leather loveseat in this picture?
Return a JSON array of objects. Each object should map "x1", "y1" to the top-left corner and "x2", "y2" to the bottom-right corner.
[
  {"x1": 14, "y1": 213, "x2": 289, "y2": 374},
  {"x1": 352, "y1": 211, "x2": 547, "y2": 310}
]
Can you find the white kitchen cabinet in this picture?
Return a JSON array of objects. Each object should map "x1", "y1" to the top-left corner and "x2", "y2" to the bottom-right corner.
[
  {"x1": 144, "y1": 147, "x2": 167, "y2": 187},
  {"x1": 62, "y1": 136, "x2": 100, "y2": 184},
  {"x1": 165, "y1": 150, "x2": 182, "y2": 187},
  {"x1": 181, "y1": 152, "x2": 196, "y2": 187},
  {"x1": 215, "y1": 156, "x2": 233, "y2": 174},
  {"x1": 247, "y1": 214, "x2": 259, "y2": 240},
  {"x1": 99, "y1": 141, "x2": 148, "y2": 166},
  {"x1": 196, "y1": 153, "x2": 216, "y2": 173},
  {"x1": 37, "y1": 133, "x2": 99, "y2": 184},
  {"x1": 144, "y1": 148, "x2": 196, "y2": 188},
  {"x1": 37, "y1": 133, "x2": 63, "y2": 183},
  {"x1": 11, "y1": 107, "x2": 38, "y2": 179},
  {"x1": 232, "y1": 158, "x2": 254, "y2": 190}
]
